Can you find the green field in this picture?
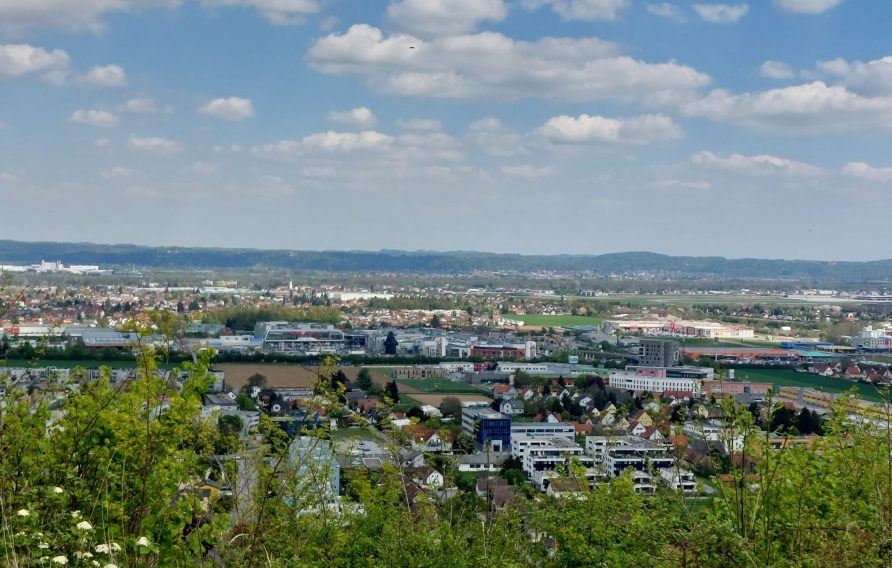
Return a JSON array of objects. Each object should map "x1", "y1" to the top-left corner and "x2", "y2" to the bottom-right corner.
[
  {"x1": 395, "y1": 379, "x2": 487, "y2": 393},
  {"x1": 733, "y1": 368, "x2": 890, "y2": 403},
  {"x1": 511, "y1": 314, "x2": 602, "y2": 327}
]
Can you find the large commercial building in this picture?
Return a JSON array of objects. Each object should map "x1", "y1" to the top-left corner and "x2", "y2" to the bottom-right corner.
[
  {"x1": 604, "y1": 319, "x2": 753, "y2": 339},
  {"x1": 608, "y1": 368, "x2": 704, "y2": 396},
  {"x1": 254, "y1": 322, "x2": 345, "y2": 353},
  {"x1": 850, "y1": 324, "x2": 892, "y2": 351},
  {"x1": 470, "y1": 341, "x2": 537, "y2": 361},
  {"x1": 639, "y1": 338, "x2": 680, "y2": 367},
  {"x1": 461, "y1": 407, "x2": 511, "y2": 452}
]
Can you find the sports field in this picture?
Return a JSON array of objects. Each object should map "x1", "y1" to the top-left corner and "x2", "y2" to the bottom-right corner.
[
  {"x1": 732, "y1": 368, "x2": 889, "y2": 403},
  {"x1": 510, "y1": 314, "x2": 602, "y2": 327},
  {"x1": 395, "y1": 378, "x2": 488, "y2": 394}
]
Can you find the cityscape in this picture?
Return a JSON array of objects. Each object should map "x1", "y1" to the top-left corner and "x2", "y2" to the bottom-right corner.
[{"x1": 3, "y1": 0, "x2": 892, "y2": 566}]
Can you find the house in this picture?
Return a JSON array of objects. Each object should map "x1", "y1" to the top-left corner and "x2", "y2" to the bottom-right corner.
[
  {"x1": 629, "y1": 422, "x2": 648, "y2": 437},
  {"x1": 404, "y1": 466, "x2": 444, "y2": 488},
  {"x1": 399, "y1": 448, "x2": 425, "y2": 468},
  {"x1": 545, "y1": 477, "x2": 585, "y2": 498},
  {"x1": 517, "y1": 387, "x2": 534, "y2": 400},
  {"x1": 357, "y1": 397, "x2": 383, "y2": 414},
  {"x1": 629, "y1": 409, "x2": 654, "y2": 427},
  {"x1": 459, "y1": 451, "x2": 508, "y2": 473},
  {"x1": 569, "y1": 421, "x2": 593, "y2": 435},
  {"x1": 493, "y1": 384, "x2": 518, "y2": 400},
  {"x1": 476, "y1": 477, "x2": 517, "y2": 510},
  {"x1": 844, "y1": 365, "x2": 863, "y2": 379},
  {"x1": 500, "y1": 399, "x2": 525, "y2": 415},
  {"x1": 640, "y1": 426, "x2": 665, "y2": 443},
  {"x1": 403, "y1": 424, "x2": 454, "y2": 453}
]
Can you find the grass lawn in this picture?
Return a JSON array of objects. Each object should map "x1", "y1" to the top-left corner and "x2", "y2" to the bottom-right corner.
[
  {"x1": 733, "y1": 368, "x2": 890, "y2": 403},
  {"x1": 396, "y1": 379, "x2": 488, "y2": 393},
  {"x1": 511, "y1": 314, "x2": 602, "y2": 327},
  {"x1": 330, "y1": 427, "x2": 378, "y2": 442}
]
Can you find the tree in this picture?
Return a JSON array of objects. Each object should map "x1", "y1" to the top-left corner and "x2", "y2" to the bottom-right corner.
[
  {"x1": 385, "y1": 380, "x2": 400, "y2": 403},
  {"x1": 356, "y1": 368, "x2": 374, "y2": 392},
  {"x1": 430, "y1": 314, "x2": 442, "y2": 328},
  {"x1": 440, "y1": 396, "x2": 462, "y2": 420},
  {"x1": 406, "y1": 406, "x2": 427, "y2": 422}
]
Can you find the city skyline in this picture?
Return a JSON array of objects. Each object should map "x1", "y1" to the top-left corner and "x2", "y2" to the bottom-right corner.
[{"x1": 2, "y1": 0, "x2": 891, "y2": 260}]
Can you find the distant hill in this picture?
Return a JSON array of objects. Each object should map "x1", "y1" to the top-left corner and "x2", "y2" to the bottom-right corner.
[{"x1": 1, "y1": 239, "x2": 891, "y2": 282}]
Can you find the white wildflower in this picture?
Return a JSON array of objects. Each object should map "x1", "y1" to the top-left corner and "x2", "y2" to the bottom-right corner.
[
  {"x1": 75, "y1": 552, "x2": 94, "y2": 559},
  {"x1": 38, "y1": 542, "x2": 50, "y2": 549},
  {"x1": 16, "y1": 509, "x2": 29, "y2": 517},
  {"x1": 71, "y1": 511, "x2": 82, "y2": 519},
  {"x1": 109, "y1": 543, "x2": 121, "y2": 552},
  {"x1": 50, "y1": 556, "x2": 68, "y2": 565},
  {"x1": 76, "y1": 521, "x2": 93, "y2": 531},
  {"x1": 104, "y1": 564, "x2": 118, "y2": 568},
  {"x1": 53, "y1": 487, "x2": 64, "y2": 494},
  {"x1": 135, "y1": 536, "x2": 150, "y2": 547},
  {"x1": 94, "y1": 544, "x2": 110, "y2": 554}
]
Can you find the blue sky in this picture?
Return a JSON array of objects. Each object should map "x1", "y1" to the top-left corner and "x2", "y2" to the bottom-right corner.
[{"x1": 1, "y1": 0, "x2": 891, "y2": 260}]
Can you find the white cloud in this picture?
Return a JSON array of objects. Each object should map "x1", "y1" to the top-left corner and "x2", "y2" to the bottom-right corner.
[
  {"x1": 682, "y1": 81, "x2": 892, "y2": 133},
  {"x1": 468, "y1": 117, "x2": 528, "y2": 157},
  {"x1": 0, "y1": 44, "x2": 69, "y2": 76},
  {"x1": 120, "y1": 96, "x2": 172, "y2": 113},
  {"x1": 94, "y1": 137, "x2": 111, "y2": 147},
  {"x1": 760, "y1": 60, "x2": 795, "y2": 79},
  {"x1": 387, "y1": 0, "x2": 507, "y2": 36},
  {"x1": 327, "y1": 107, "x2": 377, "y2": 127},
  {"x1": 199, "y1": 0, "x2": 320, "y2": 25},
  {"x1": 253, "y1": 131, "x2": 395, "y2": 160},
  {"x1": 841, "y1": 161, "x2": 892, "y2": 182},
  {"x1": 646, "y1": 2, "x2": 685, "y2": 21},
  {"x1": 80, "y1": 64, "x2": 126, "y2": 87},
  {"x1": 815, "y1": 55, "x2": 892, "y2": 97},
  {"x1": 185, "y1": 161, "x2": 220, "y2": 175},
  {"x1": 128, "y1": 134, "x2": 182, "y2": 153},
  {"x1": 308, "y1": 25, "x2": 710, "y2": 104},
  {"x1": 198, "y1": 97, "x2": 255, "y2": 121},
  {"x1": 693, "y1": 3, "x2": 748, "y2": 23},
  {"x1": 649, "y1": 179, "x2": 712, "y2": 189},
  {"x1": 69, "y1": 109, "x2": 120, "y2": 128},
  {"x1": 537, "y1": 113, "x2": 683, "y2": 144},
  {"x1": 397, "y1": 118, "x2": 442, "y2": 130},
  {"x1": 691, "y1": 150, "x2": 824, "y2": 176},
  {"x1": 101, "y1": 166, "x2": 135, "y2": 179},
  {"x1": 522, "y1": 0, "x2": 629, "y2": 21},
  {"x1": 774, "y1": 0, "x2": 841, "y2": 14},
  {"x1": 0, "y1": 0, "x2": 181, "y2": 36},
  {"x1": 0, "y1": 171, "x2": 17, "y2": 184},
  {"x1": 501, "y1": 164, "x2": 552, "y2": 178}
]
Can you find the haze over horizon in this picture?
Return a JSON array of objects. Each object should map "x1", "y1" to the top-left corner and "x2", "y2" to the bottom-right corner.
[{"x1": 2, "y1": 0, "x2": 891, "y2": 261}]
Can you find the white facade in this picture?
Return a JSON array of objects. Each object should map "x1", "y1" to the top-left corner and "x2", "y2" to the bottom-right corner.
[{"x1": 608, "y1": 371, "x2": 702, "y2": 396}]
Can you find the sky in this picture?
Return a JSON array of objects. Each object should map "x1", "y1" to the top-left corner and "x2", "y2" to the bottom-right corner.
[{"x1": 1, "y1": 0, "x2": 891, "y2": 261}]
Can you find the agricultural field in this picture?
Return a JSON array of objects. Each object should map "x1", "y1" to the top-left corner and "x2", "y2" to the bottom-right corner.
[
  {"x1": 0, "y1": 359, "x2": 176, "y2": 369},
  {"x1": 510, "y1": 314, "x2": 602, "y2": 327},
  {"x1": 732, "y1": 368, "x2": 890, "y2": 403}
]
